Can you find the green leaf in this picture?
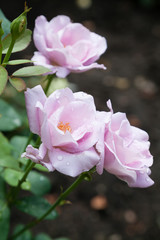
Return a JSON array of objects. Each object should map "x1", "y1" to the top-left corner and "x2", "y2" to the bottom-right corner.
[
  {"x1": 15, "y1": 195, "x2": 58, "y2": 220},
  {"x1": 27, "y1": 171, "x2": 51, "y2": 196},
  {"x1": 21, "y1": 181, "x2": 31, "y2": 191},
  {"x1": 34, "y1": 233, "x2": 52, "y2": 240},
  {"x1": 0, "y1": 132, "x2": 12, "y2": 155},
  {"x1": 0, "y1": 65, "x2": 8, "y2": 95},
  {"x1": 2, "y1": 169, "x2": 23, "y2": 187},
  {"x1": 9, "y1": 77, "x2": 26, "y2": 92},
  {"x1": 13, "y1": 224, "x2": 32, "y2": 240},
  {"x1": 10, "y1": 136, "x2": 35, "y2": 167},
  {"x1": 12, "y1": 66, "x2": 51, "y2": 77},
  {"x1": 2, "y1": 29, "x2": 32, "y2": 54},
  {"x1": 0, "y1": 9, "x2": 11, "y2": 38},
  {"x1": 7, "y1": 59, "x2": 33, "y2": 65},
  {"x1": 0, "y1": 177, "x2": 6, "y2": 200},
  {"x1": 47, "y1": 77, "x2": 69, "y2": 96},
  {"x1": 54, "y1": 238, "x2": 71, "y2": 240},
  {"x1": 10, "y1": 135, "x2": 29, "y2": 159},
  {"x1": 0, "y1": 98, "x2": 22, "y2": 131},
  {"x1": 0, "y1": 132, "x2": 20, "y2": 170},
  {"x1": 0, "y1": 155, "x2": 20, "y2": 171},
  {"x1": 0, "y1": 200, "x2": 10, "y2": 240},
  {"x1": 34, "y1": 163, "x2": 49, "y2": 172}
]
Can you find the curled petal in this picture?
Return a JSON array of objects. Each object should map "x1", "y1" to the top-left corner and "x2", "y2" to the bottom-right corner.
[{"x1": 22, "y1": 144, "x2": 54, "y2": 171}]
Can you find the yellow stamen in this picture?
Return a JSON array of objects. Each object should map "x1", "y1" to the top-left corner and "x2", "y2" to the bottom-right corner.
[{"x1": 57, "y1": 121, "x2": 72, "y2": 133}]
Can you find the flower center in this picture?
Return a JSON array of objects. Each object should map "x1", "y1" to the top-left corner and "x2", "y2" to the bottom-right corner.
[{"x1": 57, "y1": 121, "x2": 72, "y2": 133}]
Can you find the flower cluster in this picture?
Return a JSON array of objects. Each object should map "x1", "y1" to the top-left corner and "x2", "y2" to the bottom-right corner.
[
  {"x1": 22, "y1": 86, "x2": 154, "y2": 188},
  {"x1": 31, "y1": 15, "x2": 107, "y2": 78}
]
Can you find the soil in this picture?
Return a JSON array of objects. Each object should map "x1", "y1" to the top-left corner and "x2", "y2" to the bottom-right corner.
[{"x1": 1, "y1": 0, "x2": 160, "y2": 239}]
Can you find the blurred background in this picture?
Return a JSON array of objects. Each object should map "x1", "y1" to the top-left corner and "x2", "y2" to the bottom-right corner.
[{"x1": 1, "y1": 0, "x2": 160, "y2": 239}]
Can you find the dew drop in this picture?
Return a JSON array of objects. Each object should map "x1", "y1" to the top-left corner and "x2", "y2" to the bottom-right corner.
[
  {"x1": 66, "y1": 162, "x2": 70, "y2": 166},
  {"x1": 40, "y1": 176, "x2": 44, "y2": 181},
  {"x1": 56, "y1": 94, "x2": 59, "y2": 99},
  {"x1": 145, "y1": 177, "x2": 150, "y2": 182},
  {"x1": 57, "y1": 155, "x2": 63, "y2": 161},
  {"x1": 140, "y1": 170, "x2": 144, "y2": 174}
]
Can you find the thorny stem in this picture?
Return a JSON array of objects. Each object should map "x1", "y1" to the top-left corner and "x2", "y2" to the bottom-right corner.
[{"x1": 9, "y1": 168, "x2": 96, "y2": 239}]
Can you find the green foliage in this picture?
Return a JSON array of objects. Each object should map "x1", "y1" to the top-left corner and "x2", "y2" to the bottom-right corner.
[
  {"x1": 15, "y1": 195, "x2": 58, "y2": 220},
  {"x1": 10, "y1": 135, "x2": 30, "y2": 159},
  {"x1": 0, "y1": 132, "x2": 20, "y2": 170},
  {"x1": 34, "y1": 163, "x2": 49, "y2": 172},
  {"x1": 0, "y1": 65, "x2": 8, "y2": 95},
  {"x1": 0, "y1": 98, "x2": 22, "y2": 131},
  {"x1": 0, "y1": 200, "x2": 10, "y2": 240},
  {"x1": 9, "y1": 77, "x2": 26, "y2": 92},
  {"x1": 0, "y1": 155, "x2": 20, "y2": 171},
  {"x1": 0, "y1": 177, "x2": 10, "y2": 240},
  {"x1": 47, "y1": 77, "x2": 69, "y2": 96},
  {"x1": 2, "y1": 29, "x2": 32, "y2": 54},
  {"x1": 34, "y1": 233, "x2": 52, "y2": 240},
  {"x1": 10, "y1": 8, "x2": 31, "y2": 41},
  {"x1": 27, "y1": 171, "x2": 51, "y2": 196},
  {"x1": 0, "y1": 132, "x2": 12, "y2": 154},
  {"x1": 13, "y1": 224, "x2": 32, "y2": 240},
  {"x1": 12, "y1": 65, "x2": 51, "y2": 77},
  {"x1": 7, "y1": 59, "x2": 33, "y2": 65},
  {"x1": 0, "y1": 176, "x2": 6, "y2": 200},
  {"x1": 54, "y1": 238, "x2": 71, "y2": 240},
  {"x1": 10, "y1": 136, "x2": 47, "y2": 172},
  {"x1": 2, "y1": 169, "x2": 23, "y2": 186},
  {"x1": 0, "y1": 9, "x2": 11, "y2": 38}
]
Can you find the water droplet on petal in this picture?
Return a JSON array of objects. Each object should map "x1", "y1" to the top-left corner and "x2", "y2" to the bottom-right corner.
[
  {"x1": 56, "y1": 94, "x2": 59, "y2": 99},
  {"x1": 66, "y1": 162, "x2": 70, "y2": 166},
  {"x1": 140, "y1": 170, "x2": 144, "y2": 174},
  {"x1": 145, "y1": 177, "x2": 150, "y2": 182},
  {"x1": 57, "y1": 155, "x2": 63, "y2": 161}
]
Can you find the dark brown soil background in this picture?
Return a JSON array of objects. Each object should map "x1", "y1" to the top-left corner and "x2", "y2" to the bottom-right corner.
[{"x1": 1, "y1": 0, "x2": 160, "y2": 239}]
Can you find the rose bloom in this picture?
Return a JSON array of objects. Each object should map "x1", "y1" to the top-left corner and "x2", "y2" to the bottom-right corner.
[
  {"x1": 98, "y1": 101, "x2": 154, "y2": 188},
  {"x1": 31, "y1": 15, "x2": 107, "y2": 78},
  {"x1": 22, "y1": 85, "x2": 106, "y2": 177}
]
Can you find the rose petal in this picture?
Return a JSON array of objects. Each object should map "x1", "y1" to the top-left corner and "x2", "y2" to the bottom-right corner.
[
  {"x1": 25, "y1": 85, "x2": 47, "y2": 134},
  {"x1": 48, "y1": 147, "x2": 100, "y2": 177}
]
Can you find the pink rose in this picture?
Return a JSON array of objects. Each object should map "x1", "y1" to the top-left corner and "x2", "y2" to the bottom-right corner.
[
  {"x1": 102, "y1": 101, "x2": 154, "y2": 188},
  {"x1": 22, "y1": 85, "x2": 104, "y2": 177},
  {"x1": 31, "y1": 15, "x2": 107, "y2": 78}
]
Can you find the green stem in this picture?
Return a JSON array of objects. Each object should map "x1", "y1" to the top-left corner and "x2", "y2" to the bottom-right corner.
[
  {"x1": 0, "y1": 38, "x2": 2, "y2": 64},
  {"x1": 44, "y1": 74, "x2": 54, "y2": 94},
  {"x1": 9, "y1": 171, "x2": 93, "y2": 240},
  {"x1": 0, "y1": 20, "x2": 4, "y2": 64},
  {"x1": 7, "y1": 162, "x2": 36, "y2": 206},
  {"x1": 2, "y1": 37, "x2": 16, "y2": 67}
]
